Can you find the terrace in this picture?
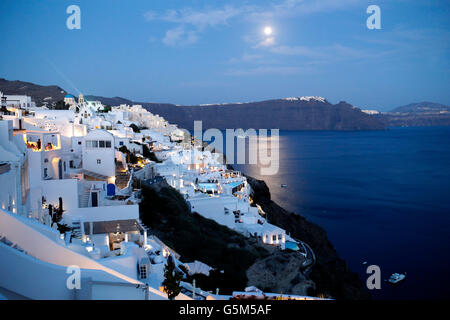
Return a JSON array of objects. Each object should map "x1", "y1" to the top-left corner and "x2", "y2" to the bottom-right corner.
[{"x1": 21, "y1": 130, "x2": 61, "y2": 152}]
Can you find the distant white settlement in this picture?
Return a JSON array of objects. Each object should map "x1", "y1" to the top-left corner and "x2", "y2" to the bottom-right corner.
[{"x1": 0, "y1": 91, "x2": 320, "y2": 300}]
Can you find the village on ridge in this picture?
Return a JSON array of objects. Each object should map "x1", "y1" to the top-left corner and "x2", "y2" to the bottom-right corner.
[{"x1": 0, "y1": 91, "x2": 323, "y2": 300}]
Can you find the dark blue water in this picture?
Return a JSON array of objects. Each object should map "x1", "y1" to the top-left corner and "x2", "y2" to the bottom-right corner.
[{"x1": 232, "y1": 126, "x2": 450, "y2": 299}]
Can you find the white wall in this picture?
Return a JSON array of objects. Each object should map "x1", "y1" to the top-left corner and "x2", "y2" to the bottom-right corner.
[
  {"x1": 0, "y1": 120, "x2": 28, "y2": 216},
  {"x1": 0, "y1": 165, "x2": 19, "y2": 214},
  {"x1": 188, "y1": 196, "x2": 237, "y2": 228},
  {"x1": 41, "y1": 178, "x2": 79, "y2": 211},
  {"x1": 0, "y1": 243, "x2": 167, "y2": 300},
  {"x1": 4, "y1": 95, "x2": 34, "y2": 109},
  {"x1": 0, "y1": 209, "x2": 148, "y2": 285},
  {"x1": 82, "y1": 130, "x2": 115, "y2": 177},
  {"x1": 64, "y1": 204, "x2": 139, "y2": 223}
]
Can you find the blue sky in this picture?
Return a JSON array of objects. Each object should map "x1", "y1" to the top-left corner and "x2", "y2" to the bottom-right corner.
[{"x1": 0, "y1": 0, "x2": 449, "y2": 111}]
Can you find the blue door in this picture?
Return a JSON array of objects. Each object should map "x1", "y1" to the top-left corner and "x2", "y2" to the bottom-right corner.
[{"x1": 107, "y1": 183, "x2": 116, "y2": 196}]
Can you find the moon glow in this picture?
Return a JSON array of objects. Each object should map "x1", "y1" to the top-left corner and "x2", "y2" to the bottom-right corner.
[{"x1": 264, "y1": 26, "x2": 273, "y2": 35}]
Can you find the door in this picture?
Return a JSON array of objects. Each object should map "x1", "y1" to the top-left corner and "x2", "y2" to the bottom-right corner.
[
  {"x1": 58, "y1": 159, "x2": 63, "y2": 180},
  {"x1": 107, "y1": 183, "x2": 115, "y2": 196},
  {"x1": 91, "y1": 192, "x2": 98, "y2": 207}
]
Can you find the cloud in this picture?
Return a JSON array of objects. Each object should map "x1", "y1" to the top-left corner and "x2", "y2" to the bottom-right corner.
[
  {"x1": 162, "y1": 26, "x2": 198, "y2": 46},
  {"x1": 144, "y1": 0, "x2": 361, "y2": 46},
  {"x1": 258, "y1": 37, "x2": 276, "y2": 47},
  {"x1": 225, "y1": 41, "x2": 396, "y2": 77},
  {"x1": 225, "y1": 65, "x2": 310, "y2": 76},
  {"x1": 265, "y1": 43, "x2": 394, "y2": 61},
  {"x1": 246, "y1": 0, "x2": 361, "y2": 21},
  {"x1": 145, "y1": 5, "x2": 250, "y2": 46},
  {"x1": 269, "y1": 45, "x2": 325, "y2": 58},
  {"x1": 228, "y1": 53, "x2": 267, "y2": 64},
  {"x1": 146, "y1": 5, "x2": 247, "y2": 30}
]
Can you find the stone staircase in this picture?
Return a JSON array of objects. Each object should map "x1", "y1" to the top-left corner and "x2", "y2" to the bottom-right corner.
[
  {"x1": 71, "y1": 220, "x2": 83, "y2": 240},
  {"x1": 115, "y1": 162, "x2": 130, "y2": 190},
  {"x1": 78, "y1": 187, "x2": 91, "y2": 208}
]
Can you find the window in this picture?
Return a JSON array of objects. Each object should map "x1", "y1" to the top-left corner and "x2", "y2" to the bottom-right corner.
[
  {"x1": 278, "y1": 234, "x2": 282, "y2": 240},
  {"x1": 63, "y1": 162, "x2": 66, "y2": 172},
  {"x1": 99, "y1": 140, "x2": 105, "y2": 148},
  {"x1": 272, "y1": 235, "x2": 276, "y2": 242},
  {"x1": 86, "y1": 140, "x2": 98, "y2": 148},
  {"x1": 44, "y1": 168, "x2": 48, "y2": 178},
  {"x1": 105, "y1": 140, "x2": 111, "y2": 148},
  {"x1": 97, "y1": 159, "x2": 101, "y2": 164},
  {"x1": 69, "y1": 160, "x2": 74, "y2": 168},
  {"x1": 139, "y1": 264, "x2": 148, "y2": 280},
  {"x1": 78, "y1": 141, "x2": 81, "y2": 145}
]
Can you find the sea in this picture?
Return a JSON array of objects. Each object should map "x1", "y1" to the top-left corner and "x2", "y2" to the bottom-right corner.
[{"x1": 225, "y1": 126, "x2": 450, "y2": 299}]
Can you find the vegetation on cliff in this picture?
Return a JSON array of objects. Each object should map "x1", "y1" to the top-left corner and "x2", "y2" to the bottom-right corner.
[
  {"x1": 246, "y1": 175, "x2": 371, "y2": 299},
  {"x1": 139, "y1": 182, "x2": 269, "y2": 294}
]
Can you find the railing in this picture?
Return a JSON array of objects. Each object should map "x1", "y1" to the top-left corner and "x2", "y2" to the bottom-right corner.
[
  {"x1": 145, "y1": 233, "x2": 181, "y2": 260},
  {"x1": 81, "y1": 279, "x2": 152, "y2": 300},
  {"x1": 0, "y1": 163, "x2": 11, "y2": 175}
]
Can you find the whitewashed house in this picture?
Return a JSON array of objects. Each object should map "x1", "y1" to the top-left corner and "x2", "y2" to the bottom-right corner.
[
  {"x1": 0, "y1": 120, "x2": 29, "y2": 216},
  {"x1": 82, "y1": 130, "x2": 115, "y2": 184}
]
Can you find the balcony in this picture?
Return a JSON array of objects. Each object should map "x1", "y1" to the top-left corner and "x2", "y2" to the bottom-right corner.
[
  {"x1": 0, "y1": 163, "x2": 11, "y2": 175},
  {"x1": 22, "y1": 131, "x2": 61, "y2": 152}
]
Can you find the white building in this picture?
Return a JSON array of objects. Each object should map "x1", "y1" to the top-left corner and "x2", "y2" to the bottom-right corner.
[
  {"x1": 64, "y1": 94, "x2": 77, "y2": 109},
  {"x1": 82, "y1": 130, "x2": 115, "y2": 183},
  {"x1": 2, "y1": 93, "x2": 35, "y2": 109},
  {"x1": 0, "y1": 120, "x2": 29, "y2": 216}
]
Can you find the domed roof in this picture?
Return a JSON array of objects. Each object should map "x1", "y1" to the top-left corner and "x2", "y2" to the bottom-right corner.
[{"x1": 65, "y1": 94, "x2": 75, "y2": 98}]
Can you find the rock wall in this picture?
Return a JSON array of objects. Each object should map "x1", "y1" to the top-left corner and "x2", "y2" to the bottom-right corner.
[{"x1": 246, "y1": 175, "x2": 371, "y2": 300}]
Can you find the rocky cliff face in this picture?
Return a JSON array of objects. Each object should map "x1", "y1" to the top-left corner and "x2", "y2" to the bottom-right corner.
[
  {"x1": 378, "y1": 112, "x2": 450, "y2": 127},
  {"x1": 375, "y1": 101, "x2": 450, "y2": 127},
  {"x1": 246, "y1": 250, "x2": 316, "y2": 296},
  {"x1": 0, "y1": 78, "x2": 67, "y2": 107},
  {"x1": 246, "y1": 175, "x2": 371, "y2": 300},
  {"x1": 141, "y1": 99, "x2": 386, "y2": 131}
]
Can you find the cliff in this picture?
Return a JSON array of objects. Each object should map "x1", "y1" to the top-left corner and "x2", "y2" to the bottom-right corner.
[
  {"x1": 0, "y1": 78, "x2": 67, "y2": 107},
  {"x1": 246, "y1": 175, "x2": 371, "y2": 300},
  {"x1": 374, "y1": 102, "x2": 450, "y2": 127},
  {"x1": 141, "y1": 98, "x2": 386, "y2": 131}
]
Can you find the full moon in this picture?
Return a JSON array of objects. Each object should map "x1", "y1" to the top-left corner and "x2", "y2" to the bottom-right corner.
[{"x1": 264, "y1": 26, "x2": 273, "y2": 35}]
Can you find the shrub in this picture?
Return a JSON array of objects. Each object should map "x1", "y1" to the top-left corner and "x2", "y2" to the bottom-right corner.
[{"x1": 139, "y1": 184, "x2": 269, "y2": 294}]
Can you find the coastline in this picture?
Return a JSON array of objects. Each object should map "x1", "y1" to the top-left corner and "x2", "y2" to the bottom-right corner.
[
  {"x1": 207, "y1": 144, "x2": 370, "y2": 299},
  {"x1": 244, "y1": 175, "x2": 371, "y2": 300}
]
